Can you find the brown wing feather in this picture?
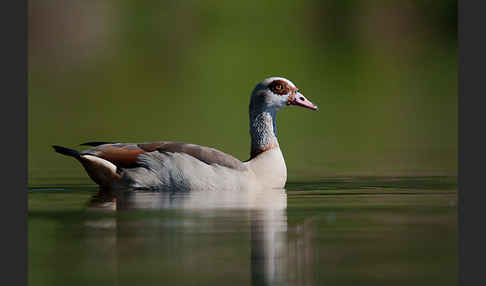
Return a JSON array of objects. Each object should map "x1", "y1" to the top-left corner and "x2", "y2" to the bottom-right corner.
[
  {"x1": 81, "y1": 143, "x2": 145, "y2": 168},
  {"x1": 81, "y1": 142, "x2": 247, "y2": 171}
]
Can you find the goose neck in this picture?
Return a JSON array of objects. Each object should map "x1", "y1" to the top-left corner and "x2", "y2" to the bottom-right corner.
[{"x1": 249, "y1": 109, "x2": 279, "y2": 158}]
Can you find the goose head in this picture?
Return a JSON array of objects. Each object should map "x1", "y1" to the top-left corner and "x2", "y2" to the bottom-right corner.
[
  {"x1": 248, "y1": 77, "x2": 318, "y2": 160},
  {"x1": 250, "y1": 77, "x2": 318, "y2": 114}
]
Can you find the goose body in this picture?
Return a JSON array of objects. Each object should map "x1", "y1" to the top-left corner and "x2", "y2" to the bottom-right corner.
[{"x1": 53, "y1": 77, "x2": 317, "y2": 191}]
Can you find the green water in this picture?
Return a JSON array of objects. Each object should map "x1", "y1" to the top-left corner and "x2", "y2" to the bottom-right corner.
[{"x1": 29, "y1": 177, "x2": 457, "y2": 286}]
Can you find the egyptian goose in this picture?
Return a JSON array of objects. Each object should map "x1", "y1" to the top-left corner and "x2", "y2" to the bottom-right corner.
[{"x1": 53, "y1": 77, "x2": 318, "y2": 191}]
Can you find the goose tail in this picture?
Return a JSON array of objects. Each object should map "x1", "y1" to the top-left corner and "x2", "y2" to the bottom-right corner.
[{"x1": 52, "y1": 145, "x2": 81, "y2": 158}]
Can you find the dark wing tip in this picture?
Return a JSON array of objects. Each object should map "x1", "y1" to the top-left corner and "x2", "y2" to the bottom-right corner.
[{"x1": 52, "y1": 145, "x2": 80, "y2": 158}]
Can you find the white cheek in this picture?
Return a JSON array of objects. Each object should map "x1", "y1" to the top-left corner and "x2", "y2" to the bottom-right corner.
[
  {"x1": 263, "y1": 91, "x2": 289, "y2": 110},
  {"x1": 274, "y1": 96, "x2": 289, "y2": 109},
  {"x1": 266, "y1": 96, "x2": 281, "y2": 108}
]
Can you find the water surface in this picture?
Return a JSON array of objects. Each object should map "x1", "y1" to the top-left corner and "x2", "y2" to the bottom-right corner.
[{"x1": 29, "y1": 177, "x2": 457, "y2": 286}]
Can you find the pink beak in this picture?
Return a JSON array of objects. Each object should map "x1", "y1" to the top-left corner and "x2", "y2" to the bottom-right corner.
[{"x1": 289, "y1": 92, "x2": 318, "y2": 111}]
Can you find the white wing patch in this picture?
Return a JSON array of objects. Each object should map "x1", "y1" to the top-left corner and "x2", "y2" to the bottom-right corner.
[{"x1": 82, "y1": 155, "x2": 118, "y2": 174}]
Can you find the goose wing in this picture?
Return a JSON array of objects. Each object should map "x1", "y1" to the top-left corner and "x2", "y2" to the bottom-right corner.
[{"x1": 80, "y1": 141, "x2": 247, "y2": 171}]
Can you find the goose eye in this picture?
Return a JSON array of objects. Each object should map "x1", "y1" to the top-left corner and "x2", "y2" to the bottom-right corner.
[{"x1": 270, "y1": 81, "x2": 288, "y2": 95}]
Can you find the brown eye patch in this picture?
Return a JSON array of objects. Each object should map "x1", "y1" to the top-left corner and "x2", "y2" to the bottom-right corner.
[{"x1": 268, "y1": 80, "x2": 291, "y2": 95}]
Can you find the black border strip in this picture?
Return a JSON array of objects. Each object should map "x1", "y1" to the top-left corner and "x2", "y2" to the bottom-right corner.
[
  {"x1": 458, "y1": 1, "x2": 484, "y2": 285},
  {"x1": 0, "y1": 1, "x2": 27, "y2": 285}
]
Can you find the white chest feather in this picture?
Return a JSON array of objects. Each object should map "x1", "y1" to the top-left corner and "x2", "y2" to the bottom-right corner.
[{"x1": 245, "y1": 148, "x2": 287, "y2": 189}]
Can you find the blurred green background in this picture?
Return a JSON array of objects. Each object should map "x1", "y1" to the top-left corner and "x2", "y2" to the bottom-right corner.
[{"x1": 28, "y1": 0, "x2": 457, "y2": 186}]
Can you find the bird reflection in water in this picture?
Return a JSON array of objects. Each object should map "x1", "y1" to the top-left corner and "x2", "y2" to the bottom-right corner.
[{"x1": 84, "y1": 188, "x2": 316, "y2": 286}]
